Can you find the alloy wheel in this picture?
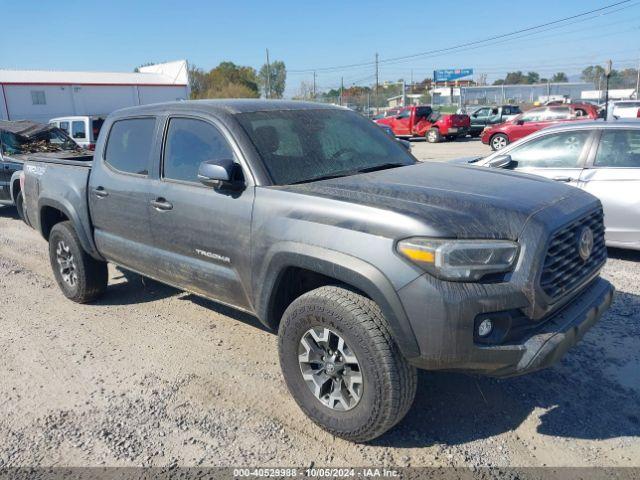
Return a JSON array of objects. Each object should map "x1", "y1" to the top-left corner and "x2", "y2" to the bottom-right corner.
[
  {"x1": 298, "y1": 326, "x2": 363, "y2": 411},
  {"x1": 492, "y1": 135, "x2": 507, "y2": 150},
  {"x1": 56, "y1": 240, "x2": 78, "y2": 287}
]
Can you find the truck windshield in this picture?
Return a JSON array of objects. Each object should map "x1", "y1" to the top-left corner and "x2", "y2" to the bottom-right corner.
[
  {"x1": 0, "y1": 128, "x2": 78, "y2": 155},
  {"x1": 236, "y1": 109, "x2": 415, "y2": 185}
]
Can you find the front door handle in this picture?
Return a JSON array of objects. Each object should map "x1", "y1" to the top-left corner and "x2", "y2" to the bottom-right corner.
[
  {"x1": 151, "y1": 198, "x2": 173, "y2": 211},
  {"x1": 92, "y1": 186, "x2": 108, "y2": 198},
  {"x1": 552, "y1": 176, "x2": 574, "y2": 183}
]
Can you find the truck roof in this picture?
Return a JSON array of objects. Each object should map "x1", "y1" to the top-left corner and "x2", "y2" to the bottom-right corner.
[{"x1": 110, "y1": 99, "x2": 341, "y2": 117}]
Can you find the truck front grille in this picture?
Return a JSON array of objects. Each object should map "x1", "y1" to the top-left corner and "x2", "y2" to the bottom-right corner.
[{"x1": 540, "y1": 208, "x2": 607, "y2": 299}]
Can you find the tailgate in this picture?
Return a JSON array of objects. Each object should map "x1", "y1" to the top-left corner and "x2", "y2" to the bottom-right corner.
[{"x1": 450, "y1": 114, "x2": 471, "y2": 127}]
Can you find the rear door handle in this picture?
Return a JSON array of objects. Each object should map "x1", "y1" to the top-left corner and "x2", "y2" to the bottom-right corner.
[
  {"x1": 552, "y1": 176, "x2": 574, "y2": 183},
  {"x1": 92, "y1": 186, "x2": 108, "y2": 198},
  {"x1": 151, "y1": 198, "x2": 173, "y2": 211}
]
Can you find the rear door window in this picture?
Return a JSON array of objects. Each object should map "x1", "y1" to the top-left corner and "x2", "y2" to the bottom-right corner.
[
  {"x1": 104, "y1": 118, "x2": 156, "y2": 175},
  {"x1": 72, "y1": 121, "x2": 86, "y2": 139},
  {"x1": 595, "y1": 130, "x2": 640, "y2": 168}
]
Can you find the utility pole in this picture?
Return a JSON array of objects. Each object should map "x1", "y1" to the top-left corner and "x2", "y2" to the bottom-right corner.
[
  {"x1": 375, "y1": 53, "x2": 379, "y2": 95},
  {"x1": 636, "y1": 55, "x2": 640, "y2": 99},
  {"x1": 410, "y1": 69, "x2": 413, "y2": 94},
  {"x1": 265, "y1": 48, "x2": 271, "y2": 99},
  {"x1": 312, "y1": 71, "x2": 317, "y2": 100},
  {"x1": 604, "y1": 59, "x2": 612, "y2": 121},
  {"x1": 340, "y1": 77, "x2": 344, "y2": 106},
  {"x1": 401, "y1": 79, "x2": 406, "y2": 107}
]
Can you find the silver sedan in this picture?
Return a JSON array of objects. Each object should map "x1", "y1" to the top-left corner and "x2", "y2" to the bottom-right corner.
[{"x1": 464, "y1": 121, "x2": 640, "y2": 251}]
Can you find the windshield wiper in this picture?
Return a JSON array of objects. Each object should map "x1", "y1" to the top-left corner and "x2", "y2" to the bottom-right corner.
[
  {"x1": 290, "y1": 172, "x2": 356, "y2": 185},
  {"x1": 290, "y1": 163, "x2": 408, "y2": 185},
  {"x1": 355, "y1": 162, "x2": 407, "y2": 173}
]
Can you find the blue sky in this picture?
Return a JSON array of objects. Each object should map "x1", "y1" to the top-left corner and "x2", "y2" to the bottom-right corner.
[{"x1": 1, "y1": 0, "x2": 639, "y2": 96}]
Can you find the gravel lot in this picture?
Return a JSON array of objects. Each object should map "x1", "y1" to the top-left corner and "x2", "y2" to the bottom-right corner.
[
  {"x1": 409, "y1": 137, "x2": 492, "y2": 162},
  {"x1": 0, "y1": 140, "x2": 639, "y2": 467}
]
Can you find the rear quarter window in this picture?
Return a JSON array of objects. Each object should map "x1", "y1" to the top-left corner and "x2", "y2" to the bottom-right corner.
[{"x1": 104, "y1": 118, "x2": 156, "y2": 175}]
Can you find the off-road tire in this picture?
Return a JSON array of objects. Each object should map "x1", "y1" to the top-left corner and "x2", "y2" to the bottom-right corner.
[
  {"x1": 48, "y1": 221, "x2": 108, "y2": 303},
  {"x1": 426, "y1": 128, "x2": 441, "y2": 143},
  {"x1": 14, "y1": 190, "x2": 25, "y2": 222},
  {"x1": 278, "y1": 286, "x2": 417, "y2": 442},
  {"x1": 490, "y1": 133, "x2": 509, "y2": 151}
]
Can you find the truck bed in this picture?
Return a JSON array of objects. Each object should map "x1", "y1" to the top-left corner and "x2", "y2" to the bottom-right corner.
[{"x1": 22, "y1": 155, "x2": 99, "y2": 258}]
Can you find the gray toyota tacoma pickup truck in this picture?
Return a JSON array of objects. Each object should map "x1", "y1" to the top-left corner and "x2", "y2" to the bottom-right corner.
[{"x1": 22, "y1": 100, "x2": 614, "y2": 442}]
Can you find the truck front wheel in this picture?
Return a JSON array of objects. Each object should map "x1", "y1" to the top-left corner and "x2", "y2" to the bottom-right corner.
[
  {"x1": 278, "y1": 286, "x2": 417, "y2": 442},
  {"x1": 48, "y1": 221, "x2": 108, "y2": 303},
  {"x1": 426, "y1": 128, "x2": 441, "y2": 143}
]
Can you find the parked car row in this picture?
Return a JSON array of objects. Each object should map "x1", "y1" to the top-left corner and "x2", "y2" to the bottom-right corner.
[
  {"x1": 481, "y1": 103, "x2": 600, "y2": 150},
  {"x1": 455, "y1": 121, "x2": 640, "y2": 250},
  {"x1": 10, "y1": 100, "x2": 615, "y2": 442}
]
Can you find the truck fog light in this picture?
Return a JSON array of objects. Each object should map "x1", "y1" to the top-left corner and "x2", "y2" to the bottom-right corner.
[{"x1": 478, "y1": 319, "x2": 493, "y2": 337}]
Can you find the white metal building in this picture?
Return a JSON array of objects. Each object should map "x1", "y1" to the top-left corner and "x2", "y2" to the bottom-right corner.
[{"x1": 0, "y1": 60, "x2": 189, "y2": 122}]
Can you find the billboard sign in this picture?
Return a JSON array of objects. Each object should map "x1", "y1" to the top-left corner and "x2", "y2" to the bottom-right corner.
[{"x1": 433, "y1": 68, "x2": 473, "y2": 82}]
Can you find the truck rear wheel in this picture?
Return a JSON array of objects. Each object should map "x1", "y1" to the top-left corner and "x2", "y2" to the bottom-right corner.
[
  {"x1": 48, "y1": 221, "x2": 108, "y2": 303},
  {"x1": 426, "y1": 128, "x2": 441, "y2": 143},
  {"x1": 278, "y1": 286, "x2": 417, "y2": 442},
  {"x1": 15, "y1": 190, "x2": 25, "y2": 222}
]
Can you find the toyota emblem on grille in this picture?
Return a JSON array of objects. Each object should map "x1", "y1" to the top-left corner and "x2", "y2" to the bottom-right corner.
[{"x1": 578, "y1": 227, "x2": 594, "y2": 261}]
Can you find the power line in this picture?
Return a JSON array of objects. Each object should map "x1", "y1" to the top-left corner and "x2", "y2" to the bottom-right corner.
[{"x1": 288, "y1": 0, "x2": 635, "y2": 74}]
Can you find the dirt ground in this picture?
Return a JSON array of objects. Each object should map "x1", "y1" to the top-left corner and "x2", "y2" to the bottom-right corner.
[{"x1": 1, "y1": 146, "x2": 639, "y2": 467}]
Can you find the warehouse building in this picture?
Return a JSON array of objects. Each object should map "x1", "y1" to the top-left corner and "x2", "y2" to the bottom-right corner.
[{"x1": 0, "y1": 60, "x2": 189, "y2": 122}]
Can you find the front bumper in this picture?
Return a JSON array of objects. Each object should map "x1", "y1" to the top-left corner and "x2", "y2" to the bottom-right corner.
[{"x1": 400, "y1": 277, "x2": 614, "y2": 377}]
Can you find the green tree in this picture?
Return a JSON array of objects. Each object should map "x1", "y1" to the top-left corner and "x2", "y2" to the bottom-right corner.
[
  {"x1": 504, "y1": 71, "x2": 526, "y2": 84},
  {"x1": 188, "y1": 61, "x2": 260, "y2": 99},
  {"x1": 551, "y1": 72, "x2": 568, "y2": 82},
  {"x1": 581, "y1": 65, "x2": 606, "y2": 85},
  {"x1": 526, "y1": 71, "x2": 540, "y2": 84},
  {"x1": 259, "y1": 60, "x2": 287, "y2": 99}
]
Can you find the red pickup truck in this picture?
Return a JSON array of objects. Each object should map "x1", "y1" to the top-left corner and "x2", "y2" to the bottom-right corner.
[{"x1": 375, "y1": 105, "x2": 470, "y2": 143}]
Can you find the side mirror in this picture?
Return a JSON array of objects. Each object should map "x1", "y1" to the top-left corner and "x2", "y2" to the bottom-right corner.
[
  {"x1": 197, "y1": 158, "x2": 243, "y2": 190},
  {"x1": 472, "y1": 113, "x2": 478, "y2": 118},
  {"x1": 516, "y1": 119, "x2": 525, "y2": 125},
  {"x1": 397, "y1": 139, "x2": 411, "y2": 150},
  {"x1": 487, "y1": 154, "x2": 514, "y2": 169}
]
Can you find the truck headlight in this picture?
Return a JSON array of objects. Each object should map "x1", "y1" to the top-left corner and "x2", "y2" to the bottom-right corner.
[{"x1": 397, "y1": 238, "x2": 519, "y2": 281}]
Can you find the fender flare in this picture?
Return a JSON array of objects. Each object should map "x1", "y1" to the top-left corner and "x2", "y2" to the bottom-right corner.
[
  {"x1": 256, "y1": 243, "x2": 421, "y2": 359},
  {"x1": 37, "y1": 197, "x2": 103, "y2": 260},
  {"x1": 9, "y1": 170, "x2": 22, "y2": 204}
]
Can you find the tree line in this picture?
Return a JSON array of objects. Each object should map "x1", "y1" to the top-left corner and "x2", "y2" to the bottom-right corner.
[
  {"x1": 491, "y1": 65, "x2": 639, "y2": 88},
  {"x1": 136, "y1": 60, "x2": 287, "y2": 99},
  {"x1": 188, "y1": 60, "x2": 286, "y2": 99}
]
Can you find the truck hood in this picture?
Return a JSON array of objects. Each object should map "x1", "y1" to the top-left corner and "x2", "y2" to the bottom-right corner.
[{"x1": 281, "y1": 162, "x2": 591, "y2": 240}]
